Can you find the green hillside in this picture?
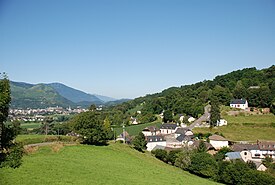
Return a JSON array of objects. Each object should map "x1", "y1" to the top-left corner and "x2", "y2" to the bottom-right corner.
[
  {"x1": 193, "y1": 114, "x2": 275, "y2": 142},
  {"x1": 108, "y1": 65, "x2": 275, "y2": 126},
  {"x1": 1, "y1": 143, "x2": 219, "y2": 185},
  {"x1": 10, "y1": 82, "x2": 76, "y2": 108}
]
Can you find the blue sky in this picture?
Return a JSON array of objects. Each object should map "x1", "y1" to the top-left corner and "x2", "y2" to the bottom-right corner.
[{"x1": 1, "y1": 0, "x2": 275, "y2": 99}]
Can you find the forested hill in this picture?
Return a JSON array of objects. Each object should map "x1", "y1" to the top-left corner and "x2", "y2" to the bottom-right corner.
[{"x1": 111, "y1": 65, "x2": 275, "y2": 122}]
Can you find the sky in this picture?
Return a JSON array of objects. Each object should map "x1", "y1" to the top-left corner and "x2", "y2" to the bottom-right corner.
[{"x1": 1, "y1": 0, "x2": 275, "y2": 99}]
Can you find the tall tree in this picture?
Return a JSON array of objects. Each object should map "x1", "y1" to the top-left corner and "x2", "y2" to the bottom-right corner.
[
  {"x1": 233, "y1": 80, "x2": 247, "y2": 99},
  {"x1": 163, "y1": 110, "x2": 173, "y2": 123},
  {"x1": 210, "y1": 97, "x2": 220, "y2": 127},
  {"x1": 132, "y1": 132, "x2": 147, "y2": 152},
  {"x1": 71, "y1": 111, "x2": 108, "y2": 145},
  {"x1": 0, "y1": 74, "x2": 23, "y2": 168}
]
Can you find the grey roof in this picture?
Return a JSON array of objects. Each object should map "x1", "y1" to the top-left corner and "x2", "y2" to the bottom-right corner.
[
  {"x1": 176, "y1": 134, "x2": 192, "y2": 142},
  {"x1": 209, "y1": 134, "x2": 228, "y2": 141},
  {"x1": 151, "y1": 145, "x2": 166, "y2": 151},
  {"x1": 175, "y1": 127, "x2": 189, "y2": 134},
  {"x1": 225, "y1": 152, "x2": 242, "y2": 160},
  {"x1": 230, "y1": 99, "x2": 247, "y2": 104},
  {"x1": 160, "y1": 123, "x2": 177, "y2": 129},
  {"x1": 142, "y1": 126, "x2": 160, "y2": 132},
  {"x1": 146, "y1": 135, "x2": 166, "y2": 142},
  {"x1": 258, "y1": 141, "x2": 275, "y2": 151},
  {"x1": 192, "y1": 140, "x2": 214, "y2": 150},
  {"x1": 231, "y1": 144, "x2": 259, "y2": 151}
]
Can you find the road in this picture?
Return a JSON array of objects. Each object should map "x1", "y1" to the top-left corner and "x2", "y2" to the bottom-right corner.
[{"x1": 189, "y1": 105, "x2": 210, "y2": 130}]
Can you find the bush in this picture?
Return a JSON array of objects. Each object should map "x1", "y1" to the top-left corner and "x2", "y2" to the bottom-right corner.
[
  {"x1": 188, "y1": 152, "x2": 218, "y2": 178},
  {"x1": 167, "y1": 149, "x2": 181, "y2": 165},
  {"x1": 153, "y1": 149, "x2": 167, "y2": 162}
]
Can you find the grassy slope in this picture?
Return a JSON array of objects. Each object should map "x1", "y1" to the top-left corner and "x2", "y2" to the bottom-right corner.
[
  {"x1": 114, "y1": 116, "x2": 162, "y2": 136},
  {"x1": 1, "y1": 143, "x2": 219, "y2": 185},
  {"x1": 193, "y1": 114, "x2": 275, "y2": 142},
  {"x1": 21, "y1": 122, "x2": 41, "y2": 130}
]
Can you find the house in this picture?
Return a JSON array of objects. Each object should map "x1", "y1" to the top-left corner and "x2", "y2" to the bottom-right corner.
[
  {"x1": 216, "y1": 119, "x2": 227, "y2": 126},
  {"x1": 230, "y1": 98, "x2": 248, "y2": 110},
  {"x1": 142, "y1": 126, "x2": 160, "y2": 136},
  {"x1": 174, "y1": 127, "x2": 193, "y2": 137},
  {"x1": 231, "y1": 141, "x2": 275, "y2": 160},
  {"x1": 146, "y1": 135, "x2": 166, "y2": 151},
  {"x1": 257, "y1": 140, "x2": 275, "y2": 159},
  {"x1": 209, "y1": 135, "x2": 229, "y2": 150},
  {"x1": 188, "y1": 117, "x2": 196, "y2": 123},
  {"x1": 130, "y1": 117, "x2": 138, "y2": 125},
  {"x1": 225, "y1": 152, "x2": 267, "y2": 171},
  {"x1": 160, "y1": 123, "x2": 177, "y2": 135},
  {"x1": 192, "y1": 140, "x2": 214, "y2": 151},
  {"x1": 165, "y1": 135, "x2": 183, "y2": 148},
  {"x1": 251, "y1": 160, "x2": 267, "y2": 171}
]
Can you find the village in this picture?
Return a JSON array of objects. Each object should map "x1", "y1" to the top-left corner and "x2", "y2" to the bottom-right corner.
[{"x1": 117, "y1": 98, "x2": 275, "y2": 172}]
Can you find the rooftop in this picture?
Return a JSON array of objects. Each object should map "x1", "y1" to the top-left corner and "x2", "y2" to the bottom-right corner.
[{"x1": 209, "y1": 134, "x2": 228, "y2": 141}]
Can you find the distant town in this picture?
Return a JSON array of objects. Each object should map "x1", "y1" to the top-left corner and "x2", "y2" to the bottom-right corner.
[{"x1": 8, "y1": 106, "x2": 91, "y2": 122}]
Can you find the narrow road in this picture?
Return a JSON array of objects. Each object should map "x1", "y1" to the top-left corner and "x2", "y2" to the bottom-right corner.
[{"x1": 189, "y1": 105, "x2": 210, "y2": 130}]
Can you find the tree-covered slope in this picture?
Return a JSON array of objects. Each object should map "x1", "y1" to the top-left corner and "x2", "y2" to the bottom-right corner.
[
  {"x1": 110, "y1": 65, "x2": 275, "y2": 122},
  {"x1": 10, "y1": 82, "x2": 76, "y2": 109}
]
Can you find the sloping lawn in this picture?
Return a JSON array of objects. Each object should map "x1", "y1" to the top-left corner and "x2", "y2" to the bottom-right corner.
[
  {"x1": 194, "y1": 114, "x2": 275, "y2": 142},
  {"x1": 1, "y1": 143, "x2": 220, "y2": 185}
]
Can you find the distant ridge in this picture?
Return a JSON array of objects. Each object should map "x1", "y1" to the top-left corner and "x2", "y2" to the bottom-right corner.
[{"x1": 10, "y1": 81, "x2": 120, "y2": 109}]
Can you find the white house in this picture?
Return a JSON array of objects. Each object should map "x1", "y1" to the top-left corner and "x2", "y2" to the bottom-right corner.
[
  {"x1": 225, "y1": 151, "x2": 267, "y2": 171},
  {"x1": 160, "y1": 123, "x2": 177, "y2": 135},
  {"x1": 230, "y1": 99, "x2": 248, "y2": 110},
  {"x1": 142, "y1": 126, "x2": 160, "y2": 136},
  {"x1": 188, "y1": 117, "x2": 196, "y2": 123},
  {"x1": 209, "y1": 135, "x2": 229, "y2": 150},
  {"x1": 231, "y1": 141, "x2": 275, "y2": 160},
  {"x1": 216, "y1": 119, "x2": 227, "y2": 126},
  {"x1": 146, "y1": 135, "x2": 166, "y2": 151}
]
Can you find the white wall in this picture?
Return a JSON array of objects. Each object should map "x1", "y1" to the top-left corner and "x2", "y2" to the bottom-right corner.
[
  {"x1": 146, "y1": 141, "x2": 167, "y2": 151},
  {"x1": 209, "y1": 140, "x2": 228, "y2": 150}
]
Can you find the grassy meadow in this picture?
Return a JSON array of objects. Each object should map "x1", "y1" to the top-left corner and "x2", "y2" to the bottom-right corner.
[
  {"x1": 16, "y1": 135, "x2": 78, "y2": 145},
  {"x1": 1, "y1": 143, "x2": 220, "y2": 185},
  {"x1": 193, "y1": 114, "x2": 275, "y2": 142}
]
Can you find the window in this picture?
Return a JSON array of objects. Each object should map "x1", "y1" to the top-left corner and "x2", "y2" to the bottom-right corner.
[{"x1": 244, "y1": 152, "x2": 247, "y2": 155}]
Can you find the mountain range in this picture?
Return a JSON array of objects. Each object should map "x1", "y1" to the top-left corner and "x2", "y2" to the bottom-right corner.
[{"x1": 10, "y1": 81, "x2": 126, "y2": 109}]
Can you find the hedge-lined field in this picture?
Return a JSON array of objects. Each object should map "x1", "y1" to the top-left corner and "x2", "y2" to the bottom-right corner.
[{"x1": 1, "y1": 143, "x2": 219, "y2": 185}]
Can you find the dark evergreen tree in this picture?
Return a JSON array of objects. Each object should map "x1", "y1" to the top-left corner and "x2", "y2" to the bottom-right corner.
[{"x1": 163, "y1": 110, "x2": 173, "y2": 123}]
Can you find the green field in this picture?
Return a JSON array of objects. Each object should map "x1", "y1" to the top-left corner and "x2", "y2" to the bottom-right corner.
[
  {"x1": 16, "y1": 135, "x2": 78, "y2": 145},
  {"x1": 194, "y1": 114, "x2": 275, "y2": 142},
  {"x1": 20, "y1": 122, "x2": 41, "y2": 130},
  {"x1": 0, "y1": 143, "x2": 219, "y2": 185},
  {"x1": 114, "y1": 122, "x2": 162, "y2": 136}
]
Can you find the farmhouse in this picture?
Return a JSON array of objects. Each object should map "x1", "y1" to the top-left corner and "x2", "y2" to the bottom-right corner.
[
  {"x1": 142, "y1": 126, "x2": 160, "y2": 136},
  {"x1": 146, "y1": 135, "x2": 166, "y2": 151},
  {"x1": 160, "y1": 123, "x2": 177, "y2": 135},
  {"x1": 231, "y1": 141, "x2": 275, "y2": 160},
  {"x1": 209, "y1": 135, "x2": 229, "y2": 150},
  {"x1": 230, "y1": 98, "x2": 248, "y2": 110}
]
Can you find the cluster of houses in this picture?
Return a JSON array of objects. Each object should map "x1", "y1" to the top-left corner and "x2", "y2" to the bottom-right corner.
[
  {"x1": 9, "y1": 106, "x2": 88, "y2": 122},
  {"x1": 116, "y1": 98, "x2": 274, "y2": 171}
]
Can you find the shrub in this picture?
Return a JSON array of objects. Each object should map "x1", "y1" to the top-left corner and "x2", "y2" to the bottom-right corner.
[
  {"x1": 167, "y1": 149, "x2": 181, "y2": 165},
  {"x1": 153, "y1": 149, "x2": 167, "y2": 163},
  {"x1": 188, "y1": 152, "x2": 218, "y2": 178}
]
